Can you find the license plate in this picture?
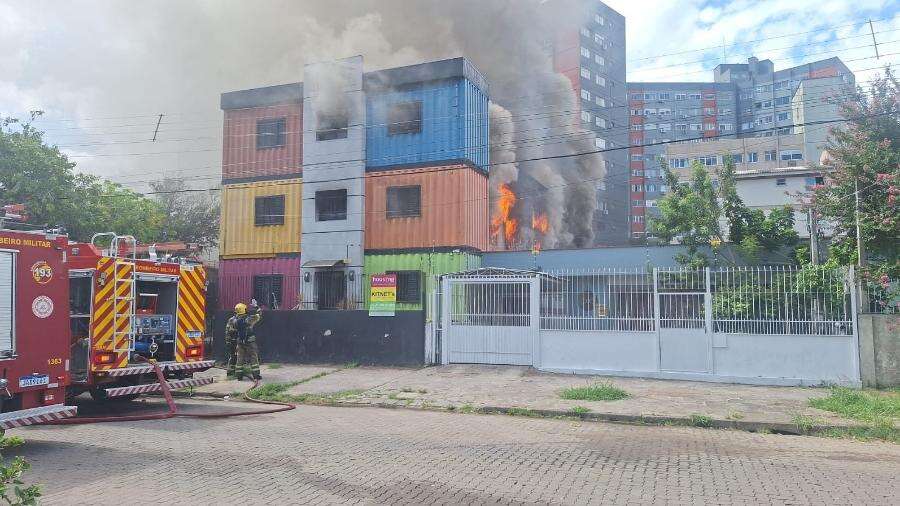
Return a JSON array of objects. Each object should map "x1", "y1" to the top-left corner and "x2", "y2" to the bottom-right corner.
[
  {"x1": 186, "y1": 331, "x2": 202, "y2": 339},
  {"x1": 19, "y1": 374, "x2": 50, "y2": 388}
]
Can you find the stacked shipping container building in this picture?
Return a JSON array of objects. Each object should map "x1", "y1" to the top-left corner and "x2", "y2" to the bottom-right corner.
[
  {"x1": 219, "y1": 83, "x2": 304, "y2": 310},
  {"x1": 218, "y1": 57, "x2": 490, "y2": 312}
]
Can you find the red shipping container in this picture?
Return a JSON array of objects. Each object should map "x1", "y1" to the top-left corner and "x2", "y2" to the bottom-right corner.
[
  {"x1": 222, "y1": 103, "x2": 302, "y2": 182},
  {"x1": 218, "y1": 256, "x2": 301, "y2": 310}
]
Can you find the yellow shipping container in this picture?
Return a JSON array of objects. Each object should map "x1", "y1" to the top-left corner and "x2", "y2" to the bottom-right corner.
[{"x1": 219, "y1": 178, "x2": 302, "y2": 258}]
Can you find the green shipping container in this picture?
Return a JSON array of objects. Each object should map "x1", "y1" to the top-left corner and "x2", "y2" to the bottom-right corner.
[{"x1": 363, "y1": 252, "x2": 482, "y2": 312}]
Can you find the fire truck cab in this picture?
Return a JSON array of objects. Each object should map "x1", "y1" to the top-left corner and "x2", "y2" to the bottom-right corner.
[
  {"x1": 0, "y1": 229, "x2": 77, "y2": 429},
  {"x1": 67, "y1": 233, "x2": 214, "y2": 400}
]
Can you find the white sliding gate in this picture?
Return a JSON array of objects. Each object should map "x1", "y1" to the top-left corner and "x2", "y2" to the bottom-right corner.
[
  {"x1": 441, "y1": 270, "x2": 540, "y2": 365},
  {"x1": 438, "y1": 266, "x2": 860, "y2": 386}
]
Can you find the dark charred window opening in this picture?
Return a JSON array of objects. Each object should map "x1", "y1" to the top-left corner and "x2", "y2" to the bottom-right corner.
[
  {"x1": 388, "y1": 270, "x2": 422, "y2": 304},
  {"x1": 315, "y1": 189, "x2": 348, "y2": 221},
  {"x1": 253, "y1": 274, "x2": 283, "y2": 310},
  {"x1": 257, "y1": 118, "x2": 286, "y2": 149},
  {"x1": 386, "y1": 185, "x2": 421, "y2": 218},
  {"x1": 315, "y1": 270, "x2": 346, "y2": 309},
  {"x1": 316, "y1": 110, "x2": 349, "y2": 141},
  {"x1": 387, "y1": 101, "x2": 422, "y2": 135},
  {"x1": 254, "y1": 195, "x2": 285, "y2": 226}
]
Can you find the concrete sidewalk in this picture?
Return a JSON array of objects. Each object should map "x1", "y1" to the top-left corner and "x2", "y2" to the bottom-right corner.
[{"x1": 188, "y1": 363, "x2": 863, "y2": 430}]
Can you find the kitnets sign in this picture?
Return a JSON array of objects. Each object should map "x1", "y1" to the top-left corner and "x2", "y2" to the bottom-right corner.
[{"x1": 369, "y1": 273, "x2": 397, "y2": 317}]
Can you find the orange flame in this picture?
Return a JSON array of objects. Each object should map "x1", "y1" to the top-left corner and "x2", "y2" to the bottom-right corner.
[
  {"x1": 532, "y1": 212, "x2": 549, "y2": 234},
  {"x1": 491, "y1": 183, "x2": 519, "y2": 246}
]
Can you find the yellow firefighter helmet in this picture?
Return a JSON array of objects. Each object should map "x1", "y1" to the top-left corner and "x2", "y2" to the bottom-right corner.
[{"x1": 234, "y1": 303, "x2": 247, "y2": 315}]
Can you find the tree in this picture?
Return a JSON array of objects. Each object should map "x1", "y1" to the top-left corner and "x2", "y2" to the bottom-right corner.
[
  {"x1": 813, "y1": 69, "x2": 900, "y2": 275},
  {"x1": 649, "y1": 161, "x2": 721, "y2": 268},
  {"x1": 716, "y1": 157, "x2": 798, "y2": 263},
  {"x1": 149, "y1": 178, "x2": 220, "y2": 249},
  {"x1": 0, "y1": 112, "x2": 165, "y2": 242},
  {"x1": 649, "y1": 157, "x2": 799, "y2": 267}
]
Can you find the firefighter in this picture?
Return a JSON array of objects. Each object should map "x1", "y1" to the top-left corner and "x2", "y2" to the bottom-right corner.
[
  {"x1": 229, "y1": 302, "x2": 262, "y2": 381},
  {"x1": 223, "y1": 304, "x2": 242, "y2": 379}
]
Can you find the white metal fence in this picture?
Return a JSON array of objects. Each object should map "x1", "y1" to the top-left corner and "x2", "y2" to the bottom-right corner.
[
  {"x1": 540, "y1": 269, "x2": 654, "y2": 332},
  {"x1": 531, "y1": 265, "x2": 854, "y2": 336}
]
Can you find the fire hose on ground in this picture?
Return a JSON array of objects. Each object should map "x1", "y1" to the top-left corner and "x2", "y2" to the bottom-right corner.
[{"x1": 46, "y1": 360, "x2": 294, "y2": 425}]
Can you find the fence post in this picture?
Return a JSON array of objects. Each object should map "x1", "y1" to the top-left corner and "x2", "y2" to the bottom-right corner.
[
  {"x1": 530, "y1": 276, "x2": 541, "y2": 369},
  {"x1": 704, "y1": 267, "x2": 715, "y2": 372},
  {"x1": 653, "y1": 268, "x2": 661, "y2": 372},
  {"x1": 440, "y1": 276, "x2": 451, "y2": 365},
  {"x1": 848, "y1": 266, "x2": 864, "y2": 385}
]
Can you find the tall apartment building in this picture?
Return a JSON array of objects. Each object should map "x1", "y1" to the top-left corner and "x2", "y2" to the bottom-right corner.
[
  {"x1": 626, "y1": 82, "x2": 738, "y2": 236},
  {"x1": 627, "y1": 56, "x2": 854, "y2": 240},
  {"x1": 551, "y1": 1, "x2": 629, "y2": 245}
]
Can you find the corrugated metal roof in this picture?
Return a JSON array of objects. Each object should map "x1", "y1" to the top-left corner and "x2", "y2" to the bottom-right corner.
[
  {"x1": 364, "y1": 57, "x2": 488, "y2": 94},
  {"x1": 221, "y1": 83, "x2": 303, "y2": 110},
  {"x1": 220, "y1": 57, "x2": 489, "y2": 110}
]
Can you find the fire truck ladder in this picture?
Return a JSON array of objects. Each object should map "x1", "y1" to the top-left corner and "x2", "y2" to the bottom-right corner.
[{"x1": 110, "y1": 235, "x2": 138, "y2": 357}]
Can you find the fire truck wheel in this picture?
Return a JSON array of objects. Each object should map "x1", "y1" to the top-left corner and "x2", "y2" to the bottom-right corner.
[{"x1": 89, "y1": 388, "x2": 139, "y2": 403}]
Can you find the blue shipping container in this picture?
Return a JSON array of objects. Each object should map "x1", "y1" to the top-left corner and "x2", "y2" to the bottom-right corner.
[{"x1": 366, "y1": 66, "x2": 489, "y2": 171}]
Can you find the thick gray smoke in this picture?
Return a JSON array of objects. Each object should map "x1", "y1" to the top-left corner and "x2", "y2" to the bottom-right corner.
[{"x1": 7, "y1": 0, "x2": 606, "y2": 248}]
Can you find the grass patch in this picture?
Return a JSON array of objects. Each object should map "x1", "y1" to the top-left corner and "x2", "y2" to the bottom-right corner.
[
  {"x1": 820, "y1": 418, "x2": 900, "y2": 444},
  {"x1": 808, "y1": 387, "x2": 900, "y2": 443},
  {"x1": 560, "y1": 382, "x2": 629, "y2": 402},
  {"x1": 506, "y1": 407, "x2": 539, "y2": 418},
  {"x1": 266, "y1": 363, "x2": 282, "y2": 370},
  {"x1": 343, "y1": 361, "x2": 360, "y2": 369},
  {"x1": 792, "y1": 414, "x2": 822, "y2": 434},
  {"x1": 689, "y1": 414, "x2": 713, "y2": 428},
  {"x1": 458, "y1": 404, "x2": 475, "y2": 414},
  {"x1": 246, "y1": 370, "x2": 332, "y2": 402},
  {"x1": 568, "y1": 406, "x2": 590, "y2": 415},
  {"x1": 247, "y1": 382, "x2": 296, "y2": 402},
  {"x1": 809, "y1": 387, "x2": 900, "y2": 423},
  {"x1": 726, "y1": 411, "x2": 744, "y2": 421}
]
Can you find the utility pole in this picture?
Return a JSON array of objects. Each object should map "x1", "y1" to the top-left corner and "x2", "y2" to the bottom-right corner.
[
  {"x1": 808, "y1": 207, "x2": 820, "y2": 264},
  {"x1": 152, "y1": 114, "x2": 164, "y2": 142},
  {"x1": 854, "y1": 179, "x2": 866, "y2": 268},
  {"x1": 855, "y1": 178, "x2": 869, "y2": 312},
  {"x1": 869, "y1": 19, "x2": 880, "y2": 60}
]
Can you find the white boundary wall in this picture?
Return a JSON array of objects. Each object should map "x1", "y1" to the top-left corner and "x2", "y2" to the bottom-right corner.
[{"x1": 440, "y1": 267, "x2": 862, "y2": 387}]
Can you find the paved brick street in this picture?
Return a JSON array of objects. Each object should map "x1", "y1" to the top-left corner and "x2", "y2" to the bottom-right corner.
[{"x1": 16, "y1": 400, "x2": 900, "y2": 505}]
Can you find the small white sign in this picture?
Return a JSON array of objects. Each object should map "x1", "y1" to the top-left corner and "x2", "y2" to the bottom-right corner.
[{"x1": 19, "y1": 374, "x2": 49, "y2": 388}]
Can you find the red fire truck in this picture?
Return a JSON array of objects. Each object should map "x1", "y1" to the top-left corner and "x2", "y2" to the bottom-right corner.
[
  {"x1": 66, "y1": 233, "x2": 214, "y2": 400},
  {"x1": 0, "y1": 229, "x2": 77, "y2": 429}
]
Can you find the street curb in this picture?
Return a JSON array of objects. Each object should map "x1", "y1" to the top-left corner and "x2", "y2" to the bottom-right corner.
[{"x1": 258, "y1": 398, "x2": 866, "y2": 437}]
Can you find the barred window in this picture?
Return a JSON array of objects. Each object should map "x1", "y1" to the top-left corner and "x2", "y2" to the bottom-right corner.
[
  {"x1": 254, "y1": 195, "x2": 285, "y2": 226},
  {"x1": 257, "y1": 118, "x2": 286, "y2": 149}
]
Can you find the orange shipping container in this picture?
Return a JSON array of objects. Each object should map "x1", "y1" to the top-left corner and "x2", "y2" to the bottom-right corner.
[
  {"x1": 220, "y1": 179, "x2": 302, "y2": 258},
  {"x1": 365, "y1": 164, "x2": 488, "y2": 252}
]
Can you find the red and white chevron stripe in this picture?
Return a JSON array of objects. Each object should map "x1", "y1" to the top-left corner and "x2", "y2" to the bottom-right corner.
[
  {"x1": 0, "y1": 404, "x2": 78, "y2": 430},
  {"x1": 104, "y1": 360, "x2": 215, "y2": 377},
  {"x1": 165, "y1": 360, "x2": 215, "y2": 372},
  {"x1": 104, "y1": 377, "x2": 214, "y2": 398}
]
